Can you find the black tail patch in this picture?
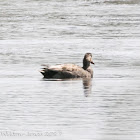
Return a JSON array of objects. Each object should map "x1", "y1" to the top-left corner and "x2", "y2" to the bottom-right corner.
[{"x1": 41, "y1": 69, "x2": 58, "y2": 78}]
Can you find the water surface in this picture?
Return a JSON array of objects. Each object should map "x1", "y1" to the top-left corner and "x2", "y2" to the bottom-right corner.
[{"x1": 0, "y1": 0, "x2": 140, "y2": 139}]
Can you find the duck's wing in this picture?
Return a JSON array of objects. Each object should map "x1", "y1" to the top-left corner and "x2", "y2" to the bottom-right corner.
[{"x1": 40, "y1": 64, "x2": 91, "y2": 78}]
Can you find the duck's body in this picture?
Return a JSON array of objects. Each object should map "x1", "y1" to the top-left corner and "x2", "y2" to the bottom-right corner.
[{"x1": 40, "y1": 53, "x2": 94, "y2": 79}]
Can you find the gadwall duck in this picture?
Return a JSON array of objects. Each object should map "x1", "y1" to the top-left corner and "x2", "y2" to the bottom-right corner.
[{"x1": 40, "y1": 53, "x2": 94, "y2": 79}]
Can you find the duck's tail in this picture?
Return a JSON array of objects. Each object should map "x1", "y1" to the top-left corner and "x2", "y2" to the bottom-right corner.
[
  {"x1": 39, "y1": 64, "x2": 49, "y2": 77},
  {"x1": 40, "y1": 65, "x2": 58, "y2": 78},
  {"x1": 39, "y1": 68, "x2": 46, "y2": 76}
]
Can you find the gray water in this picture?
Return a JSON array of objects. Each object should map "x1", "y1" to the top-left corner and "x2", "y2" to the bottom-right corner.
[{"x1": 0, "y1": 0, "x2": 140, "y2": 139}]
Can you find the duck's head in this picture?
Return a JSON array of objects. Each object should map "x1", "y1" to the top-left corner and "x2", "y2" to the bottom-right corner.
[
  {"x1": 83, "y1": 53, "x2": 94, "y2": 70},
  {"x1": 84, "y1": 53, "x2": 94, "y2": 64}
]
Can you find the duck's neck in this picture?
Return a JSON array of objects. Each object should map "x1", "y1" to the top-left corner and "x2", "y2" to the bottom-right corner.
[{"x1": 83, "y1": 59, "x2": 90, "y2": 70}]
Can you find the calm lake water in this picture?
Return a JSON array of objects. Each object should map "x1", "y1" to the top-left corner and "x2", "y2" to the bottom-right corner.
[{"x1": 0, "y1": 0, "x2": 140, "y2": 139}]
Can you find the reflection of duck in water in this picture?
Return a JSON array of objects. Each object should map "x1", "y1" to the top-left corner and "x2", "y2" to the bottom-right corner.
[
  {"x1": 83, "y1": 78, "x2": 92, "y2": 97},
  {"x1": 40, "y1": 53, "x2": 94, "y2": 79}
]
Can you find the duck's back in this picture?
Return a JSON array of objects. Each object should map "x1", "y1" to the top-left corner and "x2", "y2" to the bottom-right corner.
[{"x1": 41, "y1": 64, "x2": 92, "y2": 79}]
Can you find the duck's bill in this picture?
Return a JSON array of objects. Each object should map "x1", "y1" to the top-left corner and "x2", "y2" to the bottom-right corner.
[{"x1": 91, "y1": 61, "x2": 94, "y2": 64}]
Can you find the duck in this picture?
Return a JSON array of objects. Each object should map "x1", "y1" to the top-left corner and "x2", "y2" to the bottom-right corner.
[{"x1": 40, "y1": 53, "x2": 94, "y2": 79}]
